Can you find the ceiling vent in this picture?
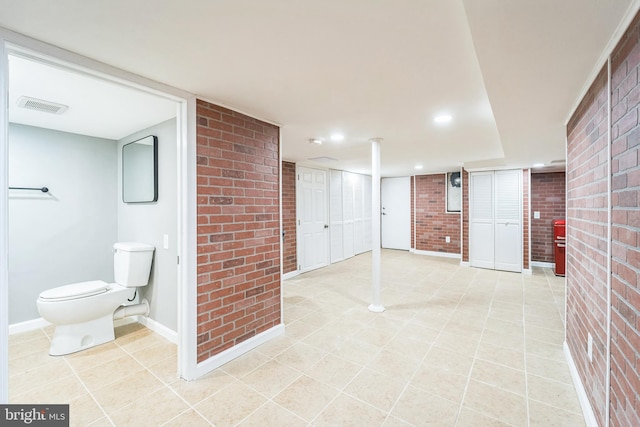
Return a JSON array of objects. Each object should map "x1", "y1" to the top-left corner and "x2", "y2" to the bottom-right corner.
[
  {"x1": 308, "y1": 156, "x2": 338, "y2": 163},
  {"x1": 17, "y1": 96, "x2": 68, "y2": 115}
]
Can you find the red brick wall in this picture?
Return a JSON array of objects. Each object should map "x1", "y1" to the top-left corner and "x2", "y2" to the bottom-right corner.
[
  {"x1": 414, "y1": 174, "x2": 461, "y2": 254},
  {"x1": 531, "y1": 172, "x2": 566, "y2": 263},
  {"x1": 196, "y1": 99, "x2": 281, "y2": 363},
  {"x1": 462, "y1": 169, "x2": 469, "y2": 262},
  {"x1": 610, "y1": 14, "x2": 640, "y2": 426},
  {"x1": 523, "y1": 169, "x2": 530, "y2": 271},
  {"x1": 566, "y1": 66, "x2": 609, "y2": 426},
  {"x1": 410, "y1": 176, "x2": 415, "y2": 249},
  {"x1": 281, "y1": 161, "x2": 297, "y2": 274}
]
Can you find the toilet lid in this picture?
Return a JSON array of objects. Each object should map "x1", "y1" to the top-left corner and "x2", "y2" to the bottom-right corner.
[{"x1": 39, "y1": 280, "x2": 110, "y2": 301}]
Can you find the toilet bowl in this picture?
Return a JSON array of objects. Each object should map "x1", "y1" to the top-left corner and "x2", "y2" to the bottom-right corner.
[{"x1": 37, "y1": 242, "x2": 154, "y2": 356}]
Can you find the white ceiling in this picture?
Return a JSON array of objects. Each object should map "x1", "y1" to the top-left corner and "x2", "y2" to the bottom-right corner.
[{"x1": 0, "y1": 0, "x2": 634, "y2": 176}]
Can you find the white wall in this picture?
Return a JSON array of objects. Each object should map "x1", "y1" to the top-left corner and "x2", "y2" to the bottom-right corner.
[
  {"x1": 117, "y1": 118, "x2": 177, "y2": 332},
  {"x1": 8, "y1": 124, "x2": 117, "y2": 324}
]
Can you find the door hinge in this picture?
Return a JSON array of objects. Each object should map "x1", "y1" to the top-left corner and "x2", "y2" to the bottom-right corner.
[
  {"x1": 298, "y1": 219, "x2": 301, "y2": 225},
  {"x1": 177, "y1": 256, "x2": 180, "y2": 264}
]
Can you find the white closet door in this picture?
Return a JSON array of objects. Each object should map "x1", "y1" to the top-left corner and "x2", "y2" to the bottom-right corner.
[
  {"x1": 381, "y1": 177, "x2": 411, "y2": 250},
  {"x1": 297, "y1": 166, "x2": 329, "y2": 272},
  {"x1": 329, "y1": 169, "x2": 344, "y2": 263},
  {"x1": 494, "y1": 170, "x2": 522, "y2": 272},
  {"x1": 342, "y1": 171, "x2": 355, "y2": 259},
  {"x1": 470, "y1": 172, "x2": 495, "y2": 269},
  {"x1": 363, "y1": 175, "x2": 373, "y2": 252}
]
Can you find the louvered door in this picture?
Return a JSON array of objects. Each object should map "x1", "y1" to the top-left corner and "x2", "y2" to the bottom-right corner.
[{"x1": 469, "y1": 170, "x2": 522, "y2": 272}]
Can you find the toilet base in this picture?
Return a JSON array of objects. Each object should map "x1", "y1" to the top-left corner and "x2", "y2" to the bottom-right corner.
[{"x1": 49, "y1": 314, "x2": 115, "y2": 356}]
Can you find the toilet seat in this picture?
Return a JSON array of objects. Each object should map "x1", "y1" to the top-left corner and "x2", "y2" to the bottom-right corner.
[{"x1": 39, "y1": 280, "x2": 110, "y2": 302}]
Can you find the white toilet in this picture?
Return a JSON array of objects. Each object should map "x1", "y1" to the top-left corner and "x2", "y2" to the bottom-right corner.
[{"x1": 37, "y1": 242, "x2": 155, "y2": 356}]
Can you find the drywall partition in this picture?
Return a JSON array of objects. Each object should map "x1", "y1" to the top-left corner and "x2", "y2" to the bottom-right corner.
[
  {"x1": 117, "y1": 118, "x2": 178, "y2": 333},
  {"x1": 196, "y1": 99, "x2": 281, "y2": 363},
  {"x1": 531, "y1": 172, "x2": 566, "y2": 263},
  {"x1": 8, "y1": 124, "x2": 117, "y2": 324}
]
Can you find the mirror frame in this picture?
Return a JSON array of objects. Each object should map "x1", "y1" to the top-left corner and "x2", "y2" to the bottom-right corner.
[{"x1": 122, "y1": 135, "x2": 158, "y2": 203}]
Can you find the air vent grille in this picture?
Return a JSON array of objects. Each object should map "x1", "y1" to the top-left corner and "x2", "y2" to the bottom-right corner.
[{"x1": 17, "y1": 96, "x2": 68, "y2": 114}]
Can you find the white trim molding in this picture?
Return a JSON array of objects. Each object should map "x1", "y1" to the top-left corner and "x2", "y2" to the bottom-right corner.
[
  {"x1": 194, "y1": 324, "x2": 285, "y2": 378},
  {"x1": 564, "y1": 341, "x2": 598, "y2": 427},
  {"x1": 531, "y1": 261, "x2": 555, "y2": 269},
  {"x1": 410, "y1": 249, "x2": 461, "y2": 260},
  {"x1": 282, "y1": 270, "x2": 300, "y2": 281}
]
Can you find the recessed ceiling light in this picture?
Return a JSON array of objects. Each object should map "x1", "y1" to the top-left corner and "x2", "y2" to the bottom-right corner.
[
  {"x1": 330, "y1": 133, "x2": 345, "y2": 141},
  {"x1": 533, "y1": 163, "x2": 545, "y2": 168},
  {"x1": 434, "y1": 114, "x2": 452, "y2": 124},
  {"x1": 309, "y1": 138, "x2": 322, "y2": 145},
  {"x1": 415, "y1": 164, "x2": 423, "y2": 170}
]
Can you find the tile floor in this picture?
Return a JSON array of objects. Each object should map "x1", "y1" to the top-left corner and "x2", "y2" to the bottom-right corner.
[{"x1": 8, "y1": 250, "x2": 585, "y2": 426}]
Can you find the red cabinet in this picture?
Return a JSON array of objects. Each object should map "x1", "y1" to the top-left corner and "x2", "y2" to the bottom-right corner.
[{"x1": 553, "y1": 220, "x2": 566, "y2": 276}]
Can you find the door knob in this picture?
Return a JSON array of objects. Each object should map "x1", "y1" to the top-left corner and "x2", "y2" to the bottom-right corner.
[{"x1": 324, "y1": 224, "x2": 329, "y2": 229}]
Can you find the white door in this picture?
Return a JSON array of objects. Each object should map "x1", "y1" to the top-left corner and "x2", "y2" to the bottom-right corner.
[
  {"x1": 469, "y1": 170, "x2": 522, "y2": 272},
  {"x1": 469, "y1": 172, "x2": 495, "y2": 269},
  {"x1": 381, "y1": 177, "x2": 411, "y2": 250},
  {"x1": 297, "y1": 166, "x2": 329, "y2": 272},
  {"x1": 494, "y1": 170, "x2": 522, "y2": 272}
]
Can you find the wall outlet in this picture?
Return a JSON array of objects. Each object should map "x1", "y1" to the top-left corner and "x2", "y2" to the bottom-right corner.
[
  {"x1": 445, "y1": 236, "x2": 450, "y2": 243},
  {"x1": 588, "y1": 333, "x2": 593, "y2": 363},
  {"x1": 534, "y1": 211, "x2": 540, "y2": 219}
]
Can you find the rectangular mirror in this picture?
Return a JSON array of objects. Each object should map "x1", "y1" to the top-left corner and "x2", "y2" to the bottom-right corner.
[{"x1": 122, "y1": 135, "x2": 158, "y2": 203}]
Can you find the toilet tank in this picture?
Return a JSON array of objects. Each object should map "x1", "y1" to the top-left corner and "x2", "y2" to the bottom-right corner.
[{"x1": 113, "y1": 242, "x2": 155, "y2": 287}]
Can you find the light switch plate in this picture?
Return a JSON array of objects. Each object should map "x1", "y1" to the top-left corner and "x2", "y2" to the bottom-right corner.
[{"x1": 534, "y1": 211, "x2": 540, "y2": 219}]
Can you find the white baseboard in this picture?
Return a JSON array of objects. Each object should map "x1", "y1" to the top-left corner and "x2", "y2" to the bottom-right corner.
[
  {"x1": 137, "y1": 316, "x2": 178, "y2": 344},
  {"x1": 194, "y1": 323, "x2": 285, "y2": 378},
  {"x1": 564, "y1": 341, "x2": 598, "y2": 427},
  {"x1": 531, "y1": 261, "x2": 555, "y2": 269},
  {"x1": 282, "y1": 270, "x2": 300, "y2": 280},
  {"x1": 460, "y1": 261, "x2": 470, "y2": 267},
  {"x1": 522, "y1": 268, "x2": 532, "y2": 275},
  {"x1": 410, "y1": 249, "x2": 461, "y2": 259},
  {"x1": 9, "y1": 317, "x2": 51, "y2": 335}
]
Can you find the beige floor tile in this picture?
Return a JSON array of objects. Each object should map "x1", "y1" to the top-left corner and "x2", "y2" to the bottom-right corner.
[
  {"x1": 74, "y1": 353, "x2": 145, "y2": 392},
  {"x1": 275, "y1": 341, "x2": 328, "y2": 372},
  {"x1": 410, "y1": 365, "x2": 468, "y2": 404},
  {"x1": 171, "y1": 369, "x2": 236, "y2": 405},
  {"x1": 86, "y1": 417, "x2": 115, "y2": 426},
  {"x1": 475, "y1": 341, "x2": 525, "y2": 371},
  {"x1": 481, "y1": 328, "x2": 525, "y2": 352},
  {"x1": 391, "y1": 385, "x2": 459, "y2": 426},
  {"x1": 219, "y1": 349, "x2": 271, "y2": 379},
  {"x1": 456, "y1": 407, "x2": 512, "y2": 426},
  {"x1": 526, "y1": 353, "x2": 573, "y2": 384},
  {"x1": 161, "y1": 409, "x2": 212, "y2": 427},
  {"x1": 331, "y1": 336, "x2": 381, "y2": 365},
  {"x1": 305, "y1": 353, "x2": 362, "y2": 389},
  {"x1": 422, "y1": 346, "x2": 474, "y2": 377},
  {"x1": 9, "y1": 348, "x2": 59, "y2": 377},
  {"x1": 67, "y1": 394, "x2": 105, "y2": 427},
  {"x1": 284, "y1": 319, "x2": 320, "y2": 341},
  {"x1": 381, "y1": 415, "x2": 414, "y2": 426},
  {"x1": 314, "y1": 393, "x2": 387, "y2": 427},
  {"x1": 355, "y1": 325, "x2": 399, "y2": 347},
  {"x1": 10, "y1": 374, "x2": 87, "y2": 404},
  {"x1": 240, "y1": 359, "x2": 301, "y2": 398},
  {"x1": 147, "y1": 354, "x2": 180, "y2": 385},
  {"x1": 526, "y1": 337, "x2": 566, "y2": 362},
  {"x1": 366, "y1": 349, "x2": 421, "y2": 381},
  {"x1": 274, "y1": 375, "x2": 338, "y2": 421},
  {"x1": 238, "y1": 401, "x2": 307, "y2": 427},
  {"x1": 92, "y1": 369, "x2": 164, "y2": 413},
  {"x1": 527, "y1": 374, "x2": 583, "y2": 414},
  {"x1": 528, "y1": 399, "x2": 586, "y2": 427},
  {"x1": 9, "y1": 356, "x2": 74, "y2": 396},
  {"x1": 65, "y1": 342, "x2": 127, "y2": 372},
  {"x1": 344, "y1": 368, "x2": 406, "y2": 413},
  {"x1": 195, "y1": 381, "x2": 267, "y2": 426},
  {"x1": 8, "y1": 328, "x2": 49, "y2": 345},
  {"x1": 470, "y1": 359, "x2": 526, "y2": 396},
  {"x1": 130, "y1": 340, "x2": 177, "y2": 367},
  {"x1": 434, "y1": 331, "x2": 480, "y2": 357},
  {"x1": 462, "y1": 379, "x2": 527, "y2": 426},
  {"x1": 109, "y1": 387, "x2": 189, "y2": 426},
  {"x1": 254, "y1": 334, "x2": 297, "y2": 357},
  {"x1": 8, "y1": 336, "x2": 52, "y2": 360}
]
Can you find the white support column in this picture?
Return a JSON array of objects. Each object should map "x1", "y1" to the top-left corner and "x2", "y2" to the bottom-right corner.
[{"x1": 369, "y1": 138, "x2": 384, "y2": 313}]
